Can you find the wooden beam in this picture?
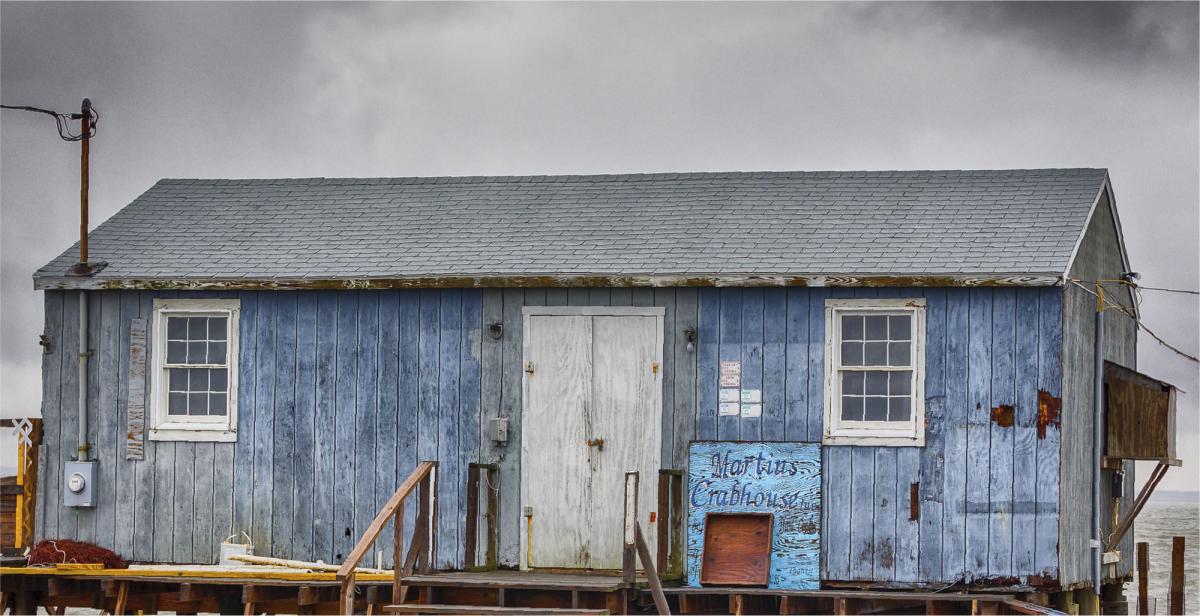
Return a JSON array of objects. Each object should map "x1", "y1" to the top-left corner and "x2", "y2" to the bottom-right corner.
[
  {"x1": 1170, "y1": 536, "x2": 1185, "y2": 615},
  {"x1": 635, "y1": 524, "x2": 671, "y2": 615},
  {"x1": 465, "y1": 465, "x2": 480, "y2": 569},
  {"x1": 1137, "y1": 542, "x2": 1149, "y2": 616},
  {"x1": 1106, "y1": 461, "x2": 1169, "y2": 551}
]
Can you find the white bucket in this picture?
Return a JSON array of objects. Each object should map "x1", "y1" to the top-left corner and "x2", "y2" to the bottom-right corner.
[{"x1": 219, "y1": 532, "x2": 253, "y2": 566}]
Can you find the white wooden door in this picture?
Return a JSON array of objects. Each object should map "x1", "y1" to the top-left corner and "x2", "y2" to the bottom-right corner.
[{"x1": 521, "y1": 307, "x2": 663, "y2": 570}]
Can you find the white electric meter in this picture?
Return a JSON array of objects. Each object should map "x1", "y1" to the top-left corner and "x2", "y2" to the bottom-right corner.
[{"x1": 68, "y1": 472, "x2": 87, "y2": 493}]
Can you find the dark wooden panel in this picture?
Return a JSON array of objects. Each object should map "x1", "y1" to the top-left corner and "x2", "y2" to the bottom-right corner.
[
  {"x1": 1104, "y1": 362, "x2": 1176, "y2": 461},
  {"x1": 701, "y1": 513, "x2": 773, "y2": 587}
]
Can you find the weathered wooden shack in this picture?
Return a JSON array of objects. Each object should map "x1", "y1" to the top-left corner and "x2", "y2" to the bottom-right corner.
[{"x1": 28, "y1": 169, "x2": 1164, "y2": 605}]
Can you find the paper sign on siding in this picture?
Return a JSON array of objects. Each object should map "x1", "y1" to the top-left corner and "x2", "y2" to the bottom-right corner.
[
  {"x1": 740, "y1": 403, "x2": 762, "y2": 418},
  {"x1": 719, "y1": 402, "x2": 740, "y2": 416},
  {"x1": 126, "y1": 318, "x2": 147, "y2": 460},
  {"x1": 719, "y1": 361, "x2": 741, "y2": 387},
  {"x1": 719, "y1": 388, "x2": 740, "y2": 403}
]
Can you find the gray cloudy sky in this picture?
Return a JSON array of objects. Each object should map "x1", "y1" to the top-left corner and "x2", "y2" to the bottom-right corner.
[{"x1": 1, "y1": 2, "x2": 1197, "y2": 490}]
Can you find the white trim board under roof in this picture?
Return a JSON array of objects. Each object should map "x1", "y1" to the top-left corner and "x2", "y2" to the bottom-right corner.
[{"x1": 34, "y1": 168, "x2": 1115, "y2": 290}]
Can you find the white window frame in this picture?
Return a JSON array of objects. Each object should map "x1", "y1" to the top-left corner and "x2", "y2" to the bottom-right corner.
[
  {"x1": 150, "y1": 298, "x2": 240, "y2": 442},
  {"x1": 823, "y1": 298, "x2": 926, "y2": 447}
]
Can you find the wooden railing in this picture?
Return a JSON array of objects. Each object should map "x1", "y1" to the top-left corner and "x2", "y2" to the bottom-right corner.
[
  {"x1": 1, "y1": 418, "x2": 42, "y2": 553},
  {"x1": 464, "y1": 462, "x2": 499, "y2": 570},
  {"x1": 337, "y1": 461, "x2": 438, "y2": 615},
  {"x1": 623, "y1": 471, "x2": 671, "y2": 616}
]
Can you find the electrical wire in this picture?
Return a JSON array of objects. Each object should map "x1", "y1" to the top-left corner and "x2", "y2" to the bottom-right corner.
[
  {"x1": 1067, "y1": 278, "x2": 1199, "y2": 364},
  {"x1": 1131, "y1": 285, "x2": 1200, "y2": 296},
  {"x1": 1, "y1": 102, "x2": 98, "y2": 141}
]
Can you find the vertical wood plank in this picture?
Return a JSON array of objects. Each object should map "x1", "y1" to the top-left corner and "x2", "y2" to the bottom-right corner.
[
  {"x1": 567, "y1": 288, "x2": 590, "y2": 306},
  {"x1": 437, "y1": 290, "x2": 462, "y2": 568},
  {"x1": 631, "y1": 287, "x2": 654, "y2": 307},
  {"x1": 588, "y1": 288, "x2": 611, "y2": 305},
  {"x1": 354, "y1": 292, "x2": 380, "y2": 561},
  {"x1": 59, "y1": 291, "x2": 80, "y2": 541},
  {"x1": 739, "y1": 288, "x2": 764, "y2": 440},
  {"x1": 94, "y1": 292, "x2": 120, "y2": 550},
  {"x1": 252, "y1": 292, "x2": 277, "y2": 554},
  {"x1": 965, "y1": 288, "x2": 991, "y2": 579},
  {"x1": 655, "y1": 288, "x2": 677, "y2": 466},
  {"x1": 113, "y1": 291, "x2": 139, "y2": 558},
  {"x1": 375, "y1": 290, "x2": 400, "y2": 566},
  {"x1": 75, "y1": 291, "x2": 101, "y2": 545},
  {"x1": 941, "y1": 288, "x2": 969, "y2": 580},
  {"x1": 783, "y1": 288, "x2": 808, "y2": 441},
  {"x1": 545, "y1": 288, "x2": 568, "y2": 306},
  {"x1": 919, "y1": 288, "x2": 948, "y2": 582},
  {"x1": 695, "y1": 288, "x2": 719, "y2": 440},
  {"x1": 848, "y1": 446, "x2": 875, "y2": 580},
  {"x1": 1012, "y1": 288, "x2": 1039, "y2": 575},
  {"x1": 894, "y1": 447, "x2": 920, "y2": 582},
  {"x1": 290, "y1": 292, "x2": 319, "y2": 563},
  {"x1": 822, "y1": 446, "x2": 851, "y2": 580},
  {"x1": 672, "y1": 288, "x2": 698, "y2": 468},
  {"x1": 873, "y1": 447, "x2": 898, "y2": 581},
  {"x1": 806, "y1": 288, "x2": 829, "y2": 442},
  {"x1": 762, "y1": 288, "x2": 786, "y2": 441},
  {"x1": 459, "y1": 290, "x2": 483, "y2": 569},
  {"x1": 1035, "y1": 288, "x2": 1062, "y2": 577},
  {"x1": 37, "y1": 292, "x2": 64, "y2": 542},
  {"x1": 271, "y1": 292, "x2": 299, "y2": 558},
  {"x1": 988, "y1": 288, "x2": 1015, "y2": 578},
  {"x1": 312, "y1": 291, "x2": 338, "y2": 563},
  {"x1": 717, "y1": 288, "x2": 742, "y2": 440},
  {"x1": 609, "y1": 287, "x2": 631, "y2": 306},
  {"x1": 416, "y1": 290, "x2": 440, "y2": 563},
  {"x1": 397, "y1": 291, "x2": 421, "y2": 556},
  {"x1": 333, "y1": 292, "x2": 359, "y2": 562},
  {"x1": 190, "y1": 442, "x2": 215, "y2": 563},
  {"x1": 496, "y1": 289, "x2": 525, "y2": 566},
  {"x1": 231, "y1": 292, "x2": 258, "y2": 549}
]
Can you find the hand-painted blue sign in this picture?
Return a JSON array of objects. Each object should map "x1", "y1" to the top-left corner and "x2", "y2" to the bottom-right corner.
[{"x1": 687, "y1": 441, "x2": 821, "y2": 589}]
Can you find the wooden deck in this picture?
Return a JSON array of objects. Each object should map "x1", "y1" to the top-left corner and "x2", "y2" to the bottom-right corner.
[{"x1": 402, "y1": 570, "x2": 634, "y2": 592}]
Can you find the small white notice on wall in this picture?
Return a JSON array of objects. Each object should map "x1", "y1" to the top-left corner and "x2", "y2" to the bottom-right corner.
[
  {"x1": 720, "y1": 388, "x2": 740, "y2": 403},
  {"x1": 740, "y1": 403, "x2": 762, "y2": 418},
  {"x1": 741, "y1": 389, "x2": 762, "y2": 404},
  {"x1": 719, "y1": 402, "x2": 741, "y2": 416},
  {"x1": 719, "y1": 361, "x2": 742, "y2": 387}
]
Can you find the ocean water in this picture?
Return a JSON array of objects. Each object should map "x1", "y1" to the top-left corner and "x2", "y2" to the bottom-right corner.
[{"x1": 1134, "y1": 502, "x2": 1200, "y2": 614}]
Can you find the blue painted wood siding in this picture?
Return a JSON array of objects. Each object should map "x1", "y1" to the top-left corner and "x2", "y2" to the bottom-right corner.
[
  {"x1": 35, "y1": 289, "x2": 482, "y2": 570},
  {"x1": 36, "y1": 286, "x2": 1063, "y2": 586}
]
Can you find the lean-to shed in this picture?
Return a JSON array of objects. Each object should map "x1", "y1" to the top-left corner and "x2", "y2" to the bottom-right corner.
[{"x1": 31, "y1": 169, "x2": 1152, "y2": 593}]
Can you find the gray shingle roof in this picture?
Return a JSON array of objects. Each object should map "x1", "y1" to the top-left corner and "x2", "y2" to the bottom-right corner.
[{"x1": 33, "y1": 168, "x2": 1110, "y2": 288}]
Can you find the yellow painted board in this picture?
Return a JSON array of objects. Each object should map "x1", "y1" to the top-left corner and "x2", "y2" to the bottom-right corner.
[{"x1": 0, "y1": 566, "x2": 392, "y2": 582}]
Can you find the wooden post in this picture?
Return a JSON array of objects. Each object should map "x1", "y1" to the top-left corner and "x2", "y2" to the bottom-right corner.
[
  {"x1": 392, "y1": 505, "x2": 405, "y2": 605},
  {"x1": 1137, "y1": 541, "x2": 1149, "y2": 616},
  {"x1": 485, "y1": 465, "x2": 498, "y2": 570},
  {"x1": 623, "y1": 471, "x2": 639, "y2": 584},
  {"x1": 1170, "y1": 535, "x2": 1185, "y2": 615},
  {"x1": 339, "y1": 573, "x2": 355, "y2": 616},
  {"x1": 429, "y1": 462, "x2": 439, "y2": 572},
  {"x1": 465, "y1": 465, "x2": 479, "y2": 568},
  {"x1": 417, "y1": 473, "x2": 432, "y2": 574},
  {"x1": 669, "y1": 472, "x2": 684, "y2": 578},
  {"x1": 657, "y1": 470, "x2": 670, "y2": 574}
]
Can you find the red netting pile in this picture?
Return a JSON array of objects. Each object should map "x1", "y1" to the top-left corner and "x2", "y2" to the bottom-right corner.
[{"x1": 27, "y1": 539, "x2": 128, "y2": 569}]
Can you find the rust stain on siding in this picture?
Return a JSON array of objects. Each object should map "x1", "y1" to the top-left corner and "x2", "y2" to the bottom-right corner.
[
  {"x1": 990, "y1": 404, "x2": 1015, "y2": 427},
  {"x1": 1036, "y1": 391, "x2": 1062, "y2": 439}
]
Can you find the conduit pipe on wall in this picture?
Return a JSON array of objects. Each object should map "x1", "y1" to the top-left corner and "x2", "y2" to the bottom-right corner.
[
  {"x1": 1092, "y1": 305, "x2": 1104, "y2": 594},
  {"x1": 78, "y1": 290, "x2": 89, "y2": 462}
]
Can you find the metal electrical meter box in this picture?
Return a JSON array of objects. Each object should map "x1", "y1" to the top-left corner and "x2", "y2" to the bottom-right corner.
[
  {"x1": 490, "y1": 416, "x2": 509, "y2": 443},
  {"x1": 64, "y1": 460, "x2": 97, "y2": 507}
]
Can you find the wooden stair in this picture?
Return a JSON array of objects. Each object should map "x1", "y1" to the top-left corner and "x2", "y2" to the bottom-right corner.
[{"x1": 384, "y1": 604, "x2": 608, "y2": 615}]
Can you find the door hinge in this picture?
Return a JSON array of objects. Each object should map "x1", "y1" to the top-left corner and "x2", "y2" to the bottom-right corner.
[
  {"x1": 651, "y1": 362, "x2": 659, "y2": 375},
  {"x1": 524, "y1": 361, "x2": 535, "y2": 375}
]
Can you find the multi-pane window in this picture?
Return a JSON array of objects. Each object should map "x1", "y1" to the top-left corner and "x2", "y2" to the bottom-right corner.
[
  {"x1": 165, "y1": 316, "x2": 229, "y2": 417},
  {"x1": 151, "y1": 299, "x2": 239, "y2": 441},
  {"x1": 824, "y1": 299, "x2": 926, "y2": 446}
]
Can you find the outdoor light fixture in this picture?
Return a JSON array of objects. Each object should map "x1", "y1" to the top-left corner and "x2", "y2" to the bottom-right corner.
[
  {"x1": 487, "y1": 322, "x2": 504, "y2": 340},
  {"x1": 683, "y1": 325, "x2": 697, "y2": 352}
]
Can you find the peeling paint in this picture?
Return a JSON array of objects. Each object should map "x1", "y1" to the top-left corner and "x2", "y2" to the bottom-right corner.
[
  {"x1": 1037, "y1": 391, "x2": 1062, "y2": 439},
  {"x1": 35, "y1": 272, "x2": 1065, "y2": 292},
  {"x1": 990, "y1": 404, "x2": 1015, "y2": 427}
]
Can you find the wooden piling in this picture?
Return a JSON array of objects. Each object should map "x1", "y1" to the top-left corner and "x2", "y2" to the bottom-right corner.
[
  {"x1": 1169, "y1": 535, "x2": 1185, "y2": 615},
  {"x1": 1137, "y1": 541, "x2": 1149, "y2": 616}
]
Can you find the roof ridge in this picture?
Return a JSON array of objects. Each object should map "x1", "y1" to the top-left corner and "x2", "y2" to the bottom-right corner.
[{"x1": 155, "y1": 168, "x2": 1109, "y2": 186}]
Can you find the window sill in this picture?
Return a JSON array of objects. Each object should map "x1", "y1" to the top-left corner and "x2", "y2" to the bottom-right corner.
[
  {"x1": 149, "y1": 428, "x2": 237, "y2": 443},
  {"x1": 822, "y1": 433, "x2": 924, "y2": 447}
]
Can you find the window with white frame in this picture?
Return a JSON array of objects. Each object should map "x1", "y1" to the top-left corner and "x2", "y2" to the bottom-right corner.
[
  {"x1": 151, "y1": 299, "x2": 239, "y2": 442},
  {"x1": 824, "y1": 298, "x2": 925, "y2": 446}
]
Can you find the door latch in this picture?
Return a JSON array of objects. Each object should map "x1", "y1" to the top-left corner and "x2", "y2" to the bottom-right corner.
[
  {"x1": 524, "y1": 361, "x2": 534, "y2": 375},
  {"x1": 586, "y1": 438, "x2": 606, "y2": 451},
  {"x1": 651, "y1": 362, "x2": 659, "y2": 375}
]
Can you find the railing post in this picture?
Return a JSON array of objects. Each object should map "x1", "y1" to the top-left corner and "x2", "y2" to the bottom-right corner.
[
  {"x1": 340, "y1": 571, "x2": 356, "y2": 615},
  {"x1": 465, "y1": 465, "x2": 480, "y2": 568},
  {"x1": 669, "y1": 472, "x2": 684, "y2": 579},
  {"x1": 623, "y1": 471, "x2": 639, "y2": 584},
  {"x1": 657, "y1": 470, "x2": 669, "y2": 574},
  {"x1": 485, "y1": 465, "x2": 499, "y2": 570},
  {"x1": 392, "y1": 503, "x2": 405, "y2": 605}
]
